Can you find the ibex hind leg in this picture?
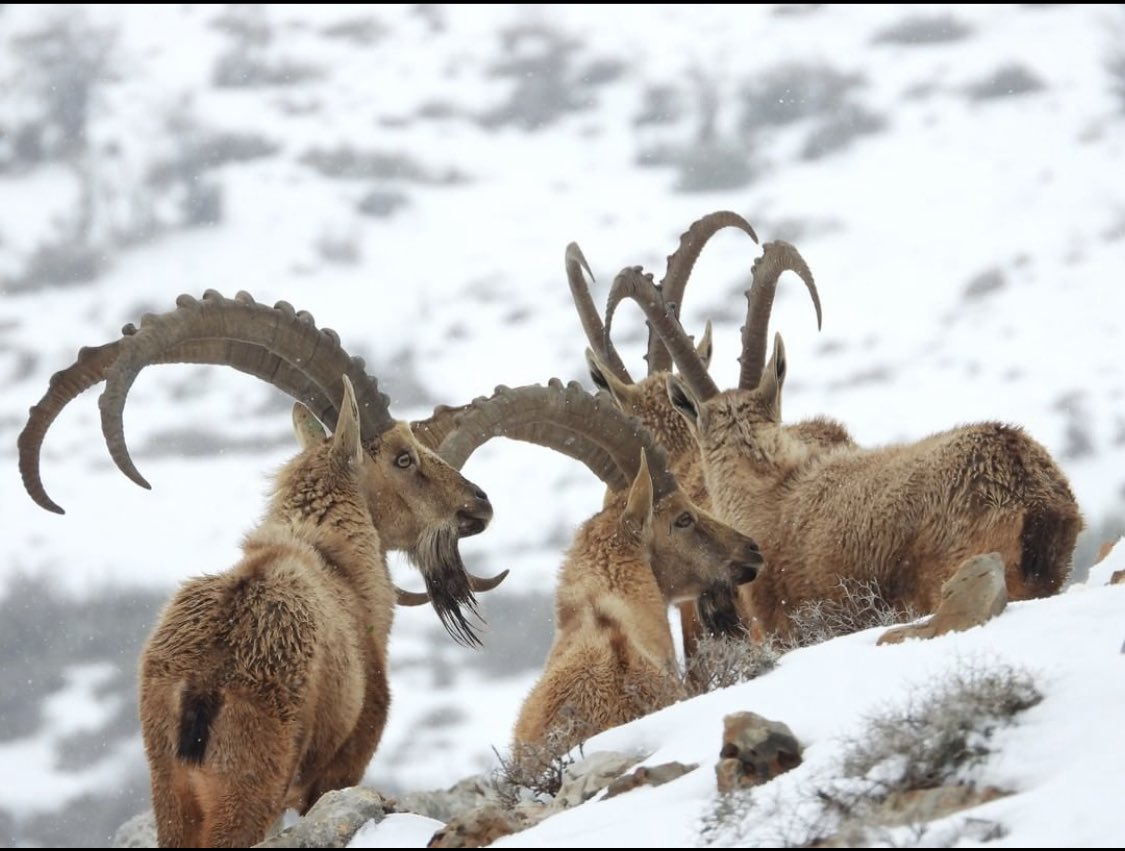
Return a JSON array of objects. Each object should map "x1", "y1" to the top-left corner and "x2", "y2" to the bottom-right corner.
[
  {"x1": 200, "y1": 709, "x2": 298, "y2": 848},
  {"x1": 150, "y1": 760, "x2": 205, "y2": 848},
  {"x1": 297, "y1": 675, "x2": 390, "y2": 813}
]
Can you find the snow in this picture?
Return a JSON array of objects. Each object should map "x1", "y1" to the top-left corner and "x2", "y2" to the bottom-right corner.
[{"x1": 349, "y1": 550, "x2": 1125, "y2": 847}]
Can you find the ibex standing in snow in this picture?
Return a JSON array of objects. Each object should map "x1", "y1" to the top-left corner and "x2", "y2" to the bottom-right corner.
[
  {"x1": 18, "y1": 291, "x2": 502, "y2": 847},
  {"x1": 615, "y1": 240, "x2": 1083, "y2": 641},
  {"x1": 418, "y1": 380, "x2": 763, "y2": 750}
]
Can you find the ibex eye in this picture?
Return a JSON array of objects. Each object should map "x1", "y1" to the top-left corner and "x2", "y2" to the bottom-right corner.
[
  {"x1": 395, "y1": 452, "x2": 413, "y2": 469},
  {"x1": 675, "y1": 512, "x2": 693, "y2": 529}
]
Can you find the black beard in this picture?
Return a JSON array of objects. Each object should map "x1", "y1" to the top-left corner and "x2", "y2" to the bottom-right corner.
[
  {"x1": 697, "y1": 584, "x2": 747, "y2": 639},
  {"x1": 408, "y1": 525, "x2": 486, "y2": 648}
]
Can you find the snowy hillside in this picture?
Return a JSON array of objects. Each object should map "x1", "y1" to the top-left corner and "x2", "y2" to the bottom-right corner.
[
  {"x1": 354, "y1": 551, "x2": 1125, "y2": 848},
  {"x1": 1, "y1": 4, "x2": 1123, "y2": 847}
]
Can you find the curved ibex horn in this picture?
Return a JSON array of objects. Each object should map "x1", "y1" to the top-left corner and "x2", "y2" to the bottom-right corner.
[
  {"x1": 394, "y1": 568, "x2": 510, "y2": 606},
  {"x1": 97, "y1": 290, "x2": 393, "y2": 490},
  {"x1": 436, "y1": 379, "x2": 680, "y2": 503},
  {"x1": 738, "y1": 241, "x2": 821, "y2": 390},
  {"x1": 648, "y1": 210, "x2": 758, "y2": 375},
  {"x1": 565, "y1": 242, "x2": 633, "y2": 384},
  {"x1": 20, "y1": 291, "x2": 391, "y2": 509},
  {"x1": 605, "y1": 267, "x2": 720, "y2": 402}
]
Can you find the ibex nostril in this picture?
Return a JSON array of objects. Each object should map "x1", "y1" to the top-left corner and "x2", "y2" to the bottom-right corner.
[{"x1": 472, "y1": 485, "x2": 488, "y2": 502}]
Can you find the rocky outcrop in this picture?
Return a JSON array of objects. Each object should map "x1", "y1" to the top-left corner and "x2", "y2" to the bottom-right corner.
[
  {"x1": 256, "y1": 788, "x2": 387, "y2": 848},
  {"x1": 715, "y1": 711, "x2": 802, "y2": 793}
]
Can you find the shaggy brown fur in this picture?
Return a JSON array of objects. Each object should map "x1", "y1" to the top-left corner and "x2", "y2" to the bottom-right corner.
[
  {"x1": 586, "y1": 349, "x2": 716, "y2": 662},
  {"x1": 512, "y1": 452, "x2": 761, "y2": 751},
  {"x1": 668, "y1": 335, "x2": 1084, "y2": 641},
  {"x1": 139, "y1": 378, "x2": 493, "y2": 848},
  {"x1": 589, "y1": 350, "x2": 855, "y2": 645}
]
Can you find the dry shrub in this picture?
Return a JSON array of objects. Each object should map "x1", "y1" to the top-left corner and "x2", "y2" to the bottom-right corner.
[{"x1": 783, "y1": 578, "x2": 920, "y2": 649}]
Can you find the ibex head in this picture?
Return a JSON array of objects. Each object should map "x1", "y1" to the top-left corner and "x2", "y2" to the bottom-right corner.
[
  {"x1": 19, "y1": 290, "x2": 501, "y2": 646},
  {"x1": 431, "y1": 380, "x2": 762, "y2": 637},
  {"x1": 667, "y1": 333, "x2": 789, "y2": 463},
  {"x1": 621, "y1": 447, "x2": 761, "y2": 605}
]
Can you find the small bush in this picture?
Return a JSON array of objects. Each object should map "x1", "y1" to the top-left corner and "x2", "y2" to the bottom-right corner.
[
  {"x1": 490, "y1": 724, "x2": 588, "y2": 807},
  {"x1": 633, "y1": 83, "x2": 686, "y2": 127},
  {"x1": 700, "y1": 661, "x2": 1040, "y2": 847},
  {"x1": 872, "y1": 14, "x2": 973, "y2": 46},
  {"x1": 738, "y1": 63, "x2": 865, "y2": 132},
  {"x1": 479, "y1": 23, "x2": 624, "y2": 130},
  {"x1": 840, "y1": 662, "x2": 1042, "y2": 789},
  {"x1": 683, "y1": 634, "x2": 779, "y2": 696},
  {"x1": 670, "y1": 142, "x2": 757, "y2": 193},
  {"x1": 301, "y1": 146, "x2": 466, "y2": 184},
  {"x1": 783, "y1": 578, "x2": 920, "y2": 649},
  {"x1": 800, "y1": 103, "x2": 886, "y2": 160},
  {"x1": 965, "y1": 64, "x2": 1046, "y2": 101},
  {"x1": 212, "y1": 52, "x2": 322, "y2": 88}
]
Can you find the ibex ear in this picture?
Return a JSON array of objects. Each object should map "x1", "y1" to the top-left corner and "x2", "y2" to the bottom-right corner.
[
  {"x1": 695, "y1": 320, "x2": 714, "y2": 370},
  {"x1": 622, "y1": 448, "x2": 654, "y2": 540},
  {"x1": 331, "y1": 374, "x2": 364, "y2": 468},
  {"x1": 666, "y1": 374, "x2": 703, "y2": 432},
  {"x1": 759, "y1": 333, "x2": 787, "y2": 420},
  {"x1": 292, "y1": 403, "x2": 327, "y2": 450},
  {"x1": 585, "y1": 347, "x2": 635, "y2": 408}
]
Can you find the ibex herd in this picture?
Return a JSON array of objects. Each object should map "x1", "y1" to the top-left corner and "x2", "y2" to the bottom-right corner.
[{"x1": 17, "y1": 212, "x2": 1083, "y2": 847}]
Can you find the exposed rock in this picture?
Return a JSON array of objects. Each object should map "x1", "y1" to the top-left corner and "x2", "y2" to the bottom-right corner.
[
  {"x1": 550, "y1": 750, "x2": 645, "y2": 810},
  {"x1": 603, "y1": 761, "x2": 698, "y2": 799},
  {"x1": 255, "y1": 787, "x2": 387, "y2": 848},
  {"x1": 878, "y1": 552, "x2": 1007, "y2": 645},
  {"x1": 1093, "y1": 538, "x2": 1118, "y2": 567},
  {"x1": 425, "y1": 803, "x2": 526, "y2": 848},
  {"x1": 715, "y1": 711, "x2": 802, "y2": 793},
  {"x1": 1110, "y1": 569, "x2": 1125, "y2": 586},
  {"x1": 111, "y1": 810, "x2": 156, "y2": 848},
  {"x1": 393, "y1": 772, "x2": 501, "y2": 821}
]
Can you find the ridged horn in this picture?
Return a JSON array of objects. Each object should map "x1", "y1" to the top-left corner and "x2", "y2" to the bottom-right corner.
[
  {"x1": 394, "y1": 567, "x2": 510, "y2": 606},
  {"x1": 97, "y1": 290, "x2": 392, "y2": 490},
  {"x1": 565, "y1": 242, "x2": 632, "y2": 384},
  {"x1": 18, "y1": 328, "x2": 352, "y2": 513},
  {"x1": 436, "y1": 379, "x2": 680, "y2": 503},
  {"x1": 605, "y1": 267, "x2": 720, "y2": 401},
  {"x1": 649, "y1": 210, "x2": 758, "y2": 375},
  {"x1": 738, "y1": 241, "x2": 822, "y2": 390}
]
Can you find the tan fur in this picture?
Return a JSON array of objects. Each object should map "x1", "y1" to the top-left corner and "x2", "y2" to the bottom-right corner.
[
  {"x1": 593, "y1": 359, "x2": 855, "y2": 638},
  {"x1": 669, "y1": 338, "x2": 1084, "y2": 641},
  {"x1": 140, "y1": 381, "x2": 491, "y2": 848},
  {"x1": 513, "y1": 453, "x2": 760, "y2": 751}
]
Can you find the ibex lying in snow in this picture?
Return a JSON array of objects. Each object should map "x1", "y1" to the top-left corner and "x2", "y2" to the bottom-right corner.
[
  {"x1": 18, "y1": 291, "x2": 503, "y2": 847},
  {"x1": 416, "y1": 380, "x2": 763, "y2": 751},
  {"x1": 614, "y1": 240, "x2": 1084, "y2": 641},
  {"x1": 567, "y1": 211, "x2": 829, "y2": 653}
]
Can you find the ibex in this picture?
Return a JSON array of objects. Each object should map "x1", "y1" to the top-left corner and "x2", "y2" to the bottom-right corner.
[
  {"x1": 567, "y1": 211, "x2": 826, "y2": 653},
  {"x1": 17, "y1": 291, "x2": 503, "y2": 847},
  {"x1": 415, "y1": 380, "x2": 763, "y2": 751},
  {"x1": 614, "y1": 240, "x2": 1084, "y2": 640}
]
